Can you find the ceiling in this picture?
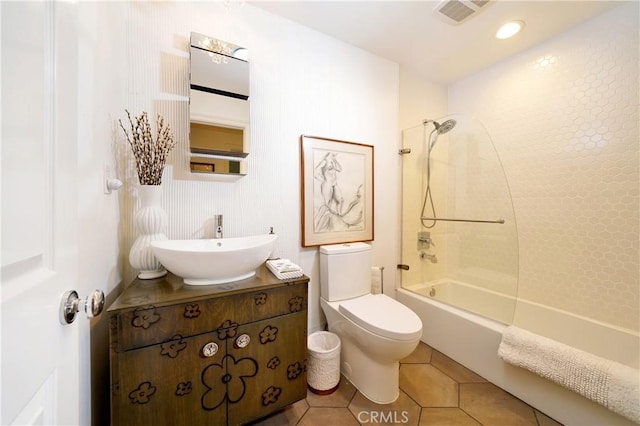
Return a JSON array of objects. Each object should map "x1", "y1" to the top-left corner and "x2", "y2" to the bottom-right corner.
[{"x1": 251, "y1": 1, "x2": 624, "y2": 85}]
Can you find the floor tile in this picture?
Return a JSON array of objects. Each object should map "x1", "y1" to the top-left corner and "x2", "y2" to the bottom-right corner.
[
  {"x1": 349, "y1": 390, "x2": 422, "y2": 425},
  {"x1": 249, "y1": 398, "x2": 308, "y2": 425},
  {"x1": 535, "y1": 409, "x2": 564, "y2": 426},
  {"x1": 297, "y1": 407, "x2": 360, "y2": 426},
  {"x1": 400, "y1": 364, "x2": 458, "y2": 407},
  {"x1": 459, "y1": 383, "x2": 538, "y2": 426},
  {"x1": 418, "y1": 408, "x2": 482, "y2": 426},
  {"x1": 430, "y1": 350, "x2": 487, "y2": 383},
  {"x1": 401, "y1": 342, "x2": 433, "y2": 364},
  {"x1": 256, "y1": 340, "x2": 563, "y2": 426},
  {"x1": 306, "y1": 376, "x2": 357, "y2": 408}
]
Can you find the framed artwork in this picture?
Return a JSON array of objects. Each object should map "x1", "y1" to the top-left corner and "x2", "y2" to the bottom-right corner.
[{"x1": 300, "y1": 135, "x2": 374, "y2": 247}]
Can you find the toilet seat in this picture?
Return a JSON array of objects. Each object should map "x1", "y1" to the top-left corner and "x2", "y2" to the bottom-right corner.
[{"x1": 339, "y1": 294, "x2": 422, "y2": 341}]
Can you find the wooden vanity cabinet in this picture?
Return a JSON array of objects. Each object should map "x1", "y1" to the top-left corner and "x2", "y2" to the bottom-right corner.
[{"x1": 108, "y1": 267, "x2": 309, "y2": 426}]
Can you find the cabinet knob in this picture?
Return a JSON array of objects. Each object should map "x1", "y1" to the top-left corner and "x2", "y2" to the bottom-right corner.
[
  {"x1": 202, "y1": 342, "x2": 219, "y2": 357},
  {"x1": 235, "y1": 334, "x2": 250, "y2": 348}
]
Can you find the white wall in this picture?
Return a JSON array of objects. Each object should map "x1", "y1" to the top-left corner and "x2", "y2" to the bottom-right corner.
[
  {"x1": 75, "y1": 2, "x2": 128, "y2": 424},
  {"x1": 75, "y1": 3, "x2": 400, "y2": 423},
  {"x1": 448, "y1": 3, "x2": 639, "y2": 332},
  {"x1": 114, "y1": 1, "x2": 399, "y2": 332},
  {"x1": 399, "y1": 68, "x2": 448, "y2": 131}
]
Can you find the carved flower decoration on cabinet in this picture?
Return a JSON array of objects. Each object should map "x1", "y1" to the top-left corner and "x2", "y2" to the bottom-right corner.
[
  {"x1": 175, "y1": 381, "x2": 193, "y2": 396},
  {"x1": 289, "y1": 296, "x2": 305, "y2": 312},
  {"x1": 287, "y1": 362, "x2": 304, "y2": 380},
  {"x1": 267, "y1": 356, "x2": 280, "y2": 369},
  {"x1": 201, "y1": 354, "x2": 258, "y2": 410},
  {"x1": 129, "y1": 381, "x2": 157, "y2": 404},
  {"x1": 132, "y1": 307, "x2": 161, "y2": 329},
  {"x1": 254, "y1": 293, "x2": 268, "y2": 305},
  {"x1": 184, "y1": 304, "x2": 201, "y2": 318},
  {"x1": 160, "y1": 335, "x2": 187, "y2": 358},
  {"x1": 217, "y1": 319, "x2": 239, "y2": 340},
  {"x1": 262, "y1": 386, "x2": 282, "y2": 406},
  {"x1": 259, "y1": 325, "x2": 279, "y2": 344}
]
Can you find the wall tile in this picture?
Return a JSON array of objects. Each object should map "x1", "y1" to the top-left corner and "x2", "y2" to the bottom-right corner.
[{"x1": 449, "y1": 3, "x2": 639, "y2": 331}]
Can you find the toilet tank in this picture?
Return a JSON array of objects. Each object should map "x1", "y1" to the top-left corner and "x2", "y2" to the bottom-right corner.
[{"x1": 319, "y1": 242, "x2": 371, "y2": 301}]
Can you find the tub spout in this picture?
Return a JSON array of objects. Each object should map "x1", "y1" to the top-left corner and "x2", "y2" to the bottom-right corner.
[{"x1": 420, "y1": 252, "x2": 437, "y2": 263}]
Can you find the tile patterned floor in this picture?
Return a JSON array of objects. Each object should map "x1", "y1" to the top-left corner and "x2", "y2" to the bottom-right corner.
[{"x1": 252, "y1": 342, "x2": 563, "y2": 426}]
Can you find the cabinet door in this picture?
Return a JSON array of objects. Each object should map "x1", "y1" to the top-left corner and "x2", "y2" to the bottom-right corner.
[
  {"x1": 114, "y1": 331, "x2": 228, "y2": 426},
  {"x1": 227, "y1": 312, "x2": 308, "y2": 425}
]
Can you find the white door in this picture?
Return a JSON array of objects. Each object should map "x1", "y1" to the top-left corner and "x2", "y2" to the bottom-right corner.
[{"x1": 1, "y1": 2, "x2": 83, "y2": 424}]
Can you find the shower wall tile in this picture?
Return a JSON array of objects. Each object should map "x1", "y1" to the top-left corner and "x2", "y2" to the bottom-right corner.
[{"x1": 449, "y1": 3, "x2": 639, "y2": 331}]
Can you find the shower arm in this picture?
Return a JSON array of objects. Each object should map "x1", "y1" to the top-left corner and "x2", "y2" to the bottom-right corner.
[{"x1": 421, "y1": 216, "x2": 505, "y2": 224}]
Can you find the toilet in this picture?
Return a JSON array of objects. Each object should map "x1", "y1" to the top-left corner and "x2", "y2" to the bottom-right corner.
[{"x1": 319, "y1": 242, "x2": 423, "y2": 404}]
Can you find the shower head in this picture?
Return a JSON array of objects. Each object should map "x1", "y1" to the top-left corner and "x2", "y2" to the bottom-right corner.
[
  {"x1": 424, "y1": 118, "x2": 457, "y2": 153},
  {"x1": 436, "y1": 119, "x2": 457, "y2": 134},
  {"x1": 423, "y1": 118, "x2": 457, "y2": 134}
]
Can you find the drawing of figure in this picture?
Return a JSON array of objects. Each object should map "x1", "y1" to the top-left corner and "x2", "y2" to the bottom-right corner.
[
  {"x1": 315, "y1": 152, "x2": 344, "y2": 215},
  {"x1": 313, "y1": 151, "x2": 364, "y2": 232}
]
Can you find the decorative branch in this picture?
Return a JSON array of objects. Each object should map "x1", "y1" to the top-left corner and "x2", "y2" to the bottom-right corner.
[{"x1": 119, "y1": 110, "x2": 176, "y2": 185}]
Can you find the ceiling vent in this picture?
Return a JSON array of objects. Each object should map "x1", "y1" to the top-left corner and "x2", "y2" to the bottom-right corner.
[{"x1": 433, "y1": 0, "x2": 492, "y2": 25}]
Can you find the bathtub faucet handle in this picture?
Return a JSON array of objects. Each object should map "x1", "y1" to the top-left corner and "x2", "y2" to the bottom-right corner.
[{"x1": 418, "y1": 231, "x2": 435, "y2": 247}]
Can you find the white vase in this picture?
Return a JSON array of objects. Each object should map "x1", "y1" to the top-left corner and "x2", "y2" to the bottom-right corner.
[{"x1": 129, "y1": 185, "x2": 168, "y2": 279}]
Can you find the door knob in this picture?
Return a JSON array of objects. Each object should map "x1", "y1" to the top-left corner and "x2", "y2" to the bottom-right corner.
[{"x1": 60, "y1": 289, "x2": 105, "y2": 324}]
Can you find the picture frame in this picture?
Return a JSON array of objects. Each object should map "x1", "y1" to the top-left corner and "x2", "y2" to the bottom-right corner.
[{"x1": 300, "y1": 135, "x2": 374, "y2": 247}]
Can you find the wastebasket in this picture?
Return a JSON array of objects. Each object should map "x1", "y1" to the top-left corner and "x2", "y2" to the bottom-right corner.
[{"x1": 307, "y1": 331, "x2": 341, "y2": 394}]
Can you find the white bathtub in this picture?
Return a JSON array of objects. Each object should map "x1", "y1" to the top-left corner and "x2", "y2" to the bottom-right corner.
[
  {"x1": 397, "y1": 284, "x2": 640, "y2": 426},
  {"x1": 407, "y1": 279, "x2": 516, "y2": 324}
]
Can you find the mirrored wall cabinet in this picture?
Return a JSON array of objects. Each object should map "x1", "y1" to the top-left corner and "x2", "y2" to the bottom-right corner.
[{"x1": 189, "y1": 32, "x2": 249, "y2": 176}]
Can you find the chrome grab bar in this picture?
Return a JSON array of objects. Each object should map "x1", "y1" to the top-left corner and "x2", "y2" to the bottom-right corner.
[{"x1": 421, "y1": 217, "x2": 505, "y2": 224}]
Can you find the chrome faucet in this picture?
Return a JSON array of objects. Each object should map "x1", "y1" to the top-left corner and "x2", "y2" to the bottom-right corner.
[
  {"x1": 214, "y1": 215, "x2": 223, "y2": 239},
  {"x1": 417, "y1": 232, "x2": 435, "y2": 251},
  {"x1": 420, "y1": 252, "x2": 437, "y2": 263}
]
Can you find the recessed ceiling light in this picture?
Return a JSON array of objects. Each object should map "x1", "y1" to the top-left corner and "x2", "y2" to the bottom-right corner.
[{"x1": 496, "y1": 20, "x2": 525, "y2": 40}]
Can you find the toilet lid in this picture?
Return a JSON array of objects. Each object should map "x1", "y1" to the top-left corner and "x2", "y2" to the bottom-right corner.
[{"x1": 339, "y1": 294, "x2": 422, "y2": 341}]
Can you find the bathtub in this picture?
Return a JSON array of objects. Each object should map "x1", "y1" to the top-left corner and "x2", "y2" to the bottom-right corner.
[
  {"x1": 397, "y1": 283, "x2": 640, "y2": 426},
  {"x1": 406, "y1": 279, "x2": 516, "y2": 324}
]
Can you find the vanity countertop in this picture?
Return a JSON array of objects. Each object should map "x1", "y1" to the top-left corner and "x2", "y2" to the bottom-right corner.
[{"x1": 107, "y1": 264, "x2": 308, "y2": 313}]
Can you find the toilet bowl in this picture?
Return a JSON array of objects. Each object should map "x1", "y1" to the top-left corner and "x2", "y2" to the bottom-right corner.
[{"x1": 319, "y1": 243, "x2": 422, "y2": 404}]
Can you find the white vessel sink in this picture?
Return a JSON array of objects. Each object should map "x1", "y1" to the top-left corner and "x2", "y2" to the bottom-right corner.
[{"x1": 150, "y1": 234, "x2": 277, "y2": 285}]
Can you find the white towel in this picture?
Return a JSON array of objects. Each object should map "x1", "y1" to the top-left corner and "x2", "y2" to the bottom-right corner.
[
  {"x1": 266, "y1": 259, "x2": 303, "y2": 280},
  {"x1": 498, "y1": 325, "x2": 640, "y2": 424}
]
